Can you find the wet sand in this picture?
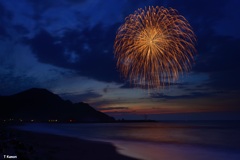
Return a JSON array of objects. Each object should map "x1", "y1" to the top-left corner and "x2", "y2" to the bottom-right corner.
[
  {"x1": 0, "y1": 126, "x2": 139, "y2": 160},
  {"x1": 3, "y1": 124, "x2": 240, "y2": 160}
]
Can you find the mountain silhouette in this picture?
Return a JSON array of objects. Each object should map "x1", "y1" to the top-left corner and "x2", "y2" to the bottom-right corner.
[{"x1": 0, "y1": 88, "x2": 115, "y2": 123}]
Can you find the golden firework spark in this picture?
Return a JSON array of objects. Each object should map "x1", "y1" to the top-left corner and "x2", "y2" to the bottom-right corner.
[{"x1": 114, "y1": 6, "x2": 196, "y2": 89}]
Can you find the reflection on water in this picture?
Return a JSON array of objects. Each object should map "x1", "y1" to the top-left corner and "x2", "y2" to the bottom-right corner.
[
  {"x1": 18, "y1": 121, "x2": 240, "y2": 150},
  {"x1": 15, "y1": 121, "x2": 240, "y2": 160}
]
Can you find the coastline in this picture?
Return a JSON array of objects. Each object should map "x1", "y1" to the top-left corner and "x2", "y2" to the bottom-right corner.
[
  {"x1": 0, "y1": 126, "x2": 139, "y2": 160},
  {"x1": 3, "y1": 123, "x2": 240, "y2": 160}
]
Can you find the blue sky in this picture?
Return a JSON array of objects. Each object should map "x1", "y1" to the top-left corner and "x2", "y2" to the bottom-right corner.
[{"x1": 0, "y1": 0, "x2": 240, "y2": 120}]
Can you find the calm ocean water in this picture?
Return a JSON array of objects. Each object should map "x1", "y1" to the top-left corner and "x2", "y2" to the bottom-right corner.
[{"x1": 15, "y1": 121, "x2": 240, "y2": 150}]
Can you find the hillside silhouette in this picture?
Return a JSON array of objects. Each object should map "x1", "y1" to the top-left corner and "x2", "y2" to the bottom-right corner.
[{"x1": 0, "y1": 88, "x2": 115, "y2": 123}]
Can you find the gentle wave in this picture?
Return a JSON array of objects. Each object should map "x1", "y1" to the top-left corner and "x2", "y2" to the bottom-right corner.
[
  {"x1": 13, "y1": 121, "x2": 240, "y2": 149},
  {"x1": 13, "y1": 122, "x2": 240, "y2": 160}
]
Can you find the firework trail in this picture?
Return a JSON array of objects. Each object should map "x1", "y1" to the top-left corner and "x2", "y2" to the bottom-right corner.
[{"x1": 114, "y1": 6, "x2": 196, "y2": 89}]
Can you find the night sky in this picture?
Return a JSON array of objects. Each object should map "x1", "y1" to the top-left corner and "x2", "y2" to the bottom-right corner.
[{"x1": 1, "y1": 0, "x2": 240, "y2": 120}]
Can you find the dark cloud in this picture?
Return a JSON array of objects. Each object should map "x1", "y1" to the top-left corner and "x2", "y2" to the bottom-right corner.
[
  {"x1": 0, "y1": 2, "x2": 13, "y2": 21},
  {"x1": 120, "y1": 82, "x2": 184, "y2": 89},
  {"x1": 26, "y1": 0, "x2": 56, "y2": 21},
  {"x1": 103, "y1": 85, "x2": 112, "y2": 93},
  {"x1": 77, "y1": 90, "x2": 102, "y2": 100},
  {"x1": 99, "y1": 107, "x2": 129, "y2": 111},
  {"x1": 60, "y1": 90, "x2": 102, "y2": 103},
  {"x1": 0, "y1": 2, "x2": 30, "y2": 39},
  {"x1": 103, "y1": 87, "x2": 108, "y2": 93},
  {"x1": 193, "y1": 35, "x2": 240, "y2": 91},
  {"x1": 151, "y1": 92, "x2": 213, "y2": 100},
  {"x1": 152, "y1": 112, "x2": 240, "y2": 121},
  {"x1": 27, "y1": 23, "x2": 123, "y2": 83},
  {"x1": 67, "y1": 0, "x2": 86, "y2": 4},
  {"x1": 27, "y1": 30, "x2": 68, "y2": 67},
  {"x1": 0, "y1": 2, "x2": 12, "y2": 39},
  {"x1": 166, "y1": 0, "x2": 240, "y2": 92},
  {"x1": 90, "y1": 99, "x2": 115, "y2": 108},
  {"x1": 0, "y1": 26, "x2": 8, "y2": 39},
  {"x1": 119, "y1": 83, "x2": 135, "y2": 89},
  {"x1": 194, "y1": 36, "x2": 240, "y2": 72},
  {"x1": 64, "y1": 24, "x2": 120, "y2": 82},
  {"x1": 171, "y1": 0, "x2": 228, "y2": 32},
  {"x1": 13, "y1": 25, "x2": 29, "y2": 35}
]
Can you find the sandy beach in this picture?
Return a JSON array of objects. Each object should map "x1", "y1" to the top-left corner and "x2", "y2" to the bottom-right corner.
[
  {"x1": 0, "y1": 126, "x2": 139, "y2": 160},
  {"x1": 2, "y1": 122, "x2": 240, "y2": 160}
]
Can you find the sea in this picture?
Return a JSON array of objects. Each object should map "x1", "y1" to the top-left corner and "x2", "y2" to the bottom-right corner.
[{"x1": 13, "y1": 121, "x2": 240, "y2": 160}]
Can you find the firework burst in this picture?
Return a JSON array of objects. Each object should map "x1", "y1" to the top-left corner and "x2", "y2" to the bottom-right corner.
[{"x1": 114, "y1": 6, "x2": 196, "y2": 89}]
